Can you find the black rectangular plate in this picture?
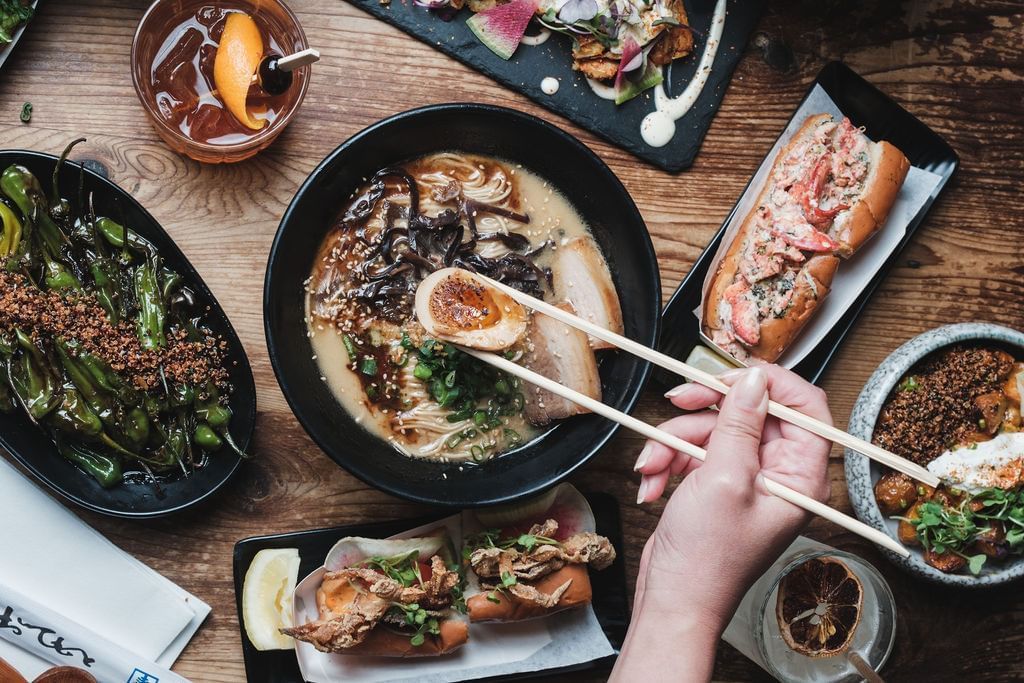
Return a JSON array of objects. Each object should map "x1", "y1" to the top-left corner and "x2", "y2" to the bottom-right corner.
[
  {"x1": 656, "y1": 61, "x2": 960, "y2": 386},
  {"x1": 232, "y1": 492, "x2": 628, "y2": 682},
  {"x1": 341, "y1": 0, "x2": 765, "y2": 172}
]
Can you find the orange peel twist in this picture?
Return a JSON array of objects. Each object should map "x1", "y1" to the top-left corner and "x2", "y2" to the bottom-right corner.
[{"x1": 213, "y1": 12, "x2": 265, "y2": 130}]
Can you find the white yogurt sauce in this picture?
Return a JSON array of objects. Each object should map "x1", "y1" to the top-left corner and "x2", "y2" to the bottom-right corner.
[
  {"x1": 541, "y1": 76, "x2": 560, "y2": 95},
  {"x1": 585, "y1": 77, "x2": 618, "y2": 101},
  {"x1": 521, "y1": 28, "x2": 551, "y2": 46},
  {"x1": 926, "y1": 432, "x2": 1024, "y2": 494},
  {"x1": 640, "y1": 0, "x2": 727, "y2": 147}
]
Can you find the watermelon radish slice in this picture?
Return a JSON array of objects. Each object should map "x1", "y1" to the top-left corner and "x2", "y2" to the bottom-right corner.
[
  {"x1": 471, "y1": 483, "x2": 596, "y2": 537},
  {"x1": 614, "y1": 38, "x2": 644, "y2": 90},
  {"x1": 324, "y1": 532, "x2": 447, "y2": 571},
  {"x1": 467, "y1": 0, "x2": 540, "y2": 60}
]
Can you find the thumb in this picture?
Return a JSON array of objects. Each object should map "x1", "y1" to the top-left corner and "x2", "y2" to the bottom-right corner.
[{"x1": 704, "y1": 367, "x2": 769, "y2": 483}]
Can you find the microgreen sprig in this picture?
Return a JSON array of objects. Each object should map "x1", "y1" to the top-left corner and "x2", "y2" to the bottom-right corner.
[
  {"x1": 359, "y1": 550, "x2": 424, "y2": 588},
  {"x1": 899, "y1": 486, "x2": 1024, "y2": 575}
]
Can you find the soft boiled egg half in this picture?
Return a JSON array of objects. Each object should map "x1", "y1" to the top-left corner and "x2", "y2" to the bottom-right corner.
[{"x1": 415, "y1": 268, "x2": 528, "y2": 351}]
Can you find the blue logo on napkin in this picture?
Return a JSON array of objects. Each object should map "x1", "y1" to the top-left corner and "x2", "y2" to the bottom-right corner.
[{"x1": 127, "y1": 670, "x2": 158, "y2": 683}]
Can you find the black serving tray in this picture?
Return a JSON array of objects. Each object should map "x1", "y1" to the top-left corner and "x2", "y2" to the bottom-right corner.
[
  {"x1": 339, "y1": 0, "x2": 765, "y2": 172},
  {"x1": 0, "y1": 151, "x2": 256, "y2": 517},
  {"x1": 656, "y1": 61, "x2": 960, "y2": 387},
  {"x1": 232, "y1": 492, "x2": 629, "y2": 682}
]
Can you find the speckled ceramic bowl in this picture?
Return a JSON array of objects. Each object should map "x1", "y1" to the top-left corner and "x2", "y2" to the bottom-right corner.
[{"x1": 845, "y1": 322, "x2": 1024, "y2": 587}]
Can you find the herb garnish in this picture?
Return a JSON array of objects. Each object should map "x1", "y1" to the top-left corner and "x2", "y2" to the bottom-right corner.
[
  {"x1": 358, "y1": 549, "x2": 465, "y2": 646},
  {"x1": 409, "y1": 337, "x2": 525, "y2": 456},
  {"x1": 359, "y1": 550, "x2": 425, "y2": 586},
  {"x1": 898, "y1": 375, "x2": 920, "y2": 392},
  {"x1": 464, "y1": 528, "x2": 561, "y2": 555},
  {"x1": 464, "y1": 528, "x2": 561, "y2": 602},
  {"x1": 900, "y1": 486, "x2": 1024, "y2": 575}
]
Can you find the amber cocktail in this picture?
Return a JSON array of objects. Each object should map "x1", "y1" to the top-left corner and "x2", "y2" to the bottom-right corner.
[{"x1": 132, "y1": 0, "x2": 310, "y2": 163}]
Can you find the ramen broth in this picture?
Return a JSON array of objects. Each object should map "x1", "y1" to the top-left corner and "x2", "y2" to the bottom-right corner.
[{"x1": 306, "y1": 153, "x2": 609, "y2": 462}]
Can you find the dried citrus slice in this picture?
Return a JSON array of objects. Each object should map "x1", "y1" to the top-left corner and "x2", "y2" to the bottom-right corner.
[
  {"x1": 213, "y1": 12, "x2": 265, "y2": 130},
  {"x1": 775, "y1": 556, "x2": 863, "y2": 658}
]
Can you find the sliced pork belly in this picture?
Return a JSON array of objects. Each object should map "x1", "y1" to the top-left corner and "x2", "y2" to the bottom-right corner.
[
  {"x1": 522, "y1": 301, "x2": 602, "y2": 426},
  {"x1": 551, "y1": 237, "x2": 623, "y2": 350}
]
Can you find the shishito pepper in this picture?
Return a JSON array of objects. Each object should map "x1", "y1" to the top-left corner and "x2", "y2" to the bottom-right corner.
[
  {"x1": 0, "y1": 164, "x2": 69, "y2": 256},
  {"x1": 55, "y1": 339, "x2": 150, "y2": 450},
  {"x1": 0, "y1": 164, "x2": 81, "y2": 289},
  {"x1": 48, "y1": 138, "x2": 86, "y2": 228},
  {"x1": 193, "y1": 423, "x2": 223, "y2": 451},
  {"x1": 48, "y1": 383, "x2": 103, "y2": 438},
  {"x1": 131, "y1": 250, "x2": 167, "y2": 350},
  {"x1": 94, "y1": 215, "x2": 158, "y2": 256},
  {"x1": 0, "y1": 200, "x2": 22, "y2": 258},
  {"x1": 195, "y1": 380, "x2": 247, "y2": 457},
  {"x1": 57, "y1": 440, "x2": 122, "y2": 488},
  {"x1": 9, "y1": 329, "x2": 60, "y2": 421}
]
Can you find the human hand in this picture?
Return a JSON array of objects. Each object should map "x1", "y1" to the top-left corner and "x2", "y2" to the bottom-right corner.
[
  {"x1": 611, "y1": 366, "x2": 832, "y2": 682},
  {"x1": 636, "y1": 365, "x2": 833, "y2": 627}
]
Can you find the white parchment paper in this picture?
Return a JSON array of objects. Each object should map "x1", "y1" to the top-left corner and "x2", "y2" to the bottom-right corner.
[
  {"x1": 696, "y1": 85, "x2": 944, "y2": 368},
  {"x1": 292, "y1": 490, "x2": 615, "y2": 682}
]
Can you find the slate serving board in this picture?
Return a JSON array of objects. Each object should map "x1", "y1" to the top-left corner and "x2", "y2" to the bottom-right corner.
[
  {"x1": 233, "y1": 491, "x2": 629, "y2": 682},
  {"x1": 341, "y1": 0, "x2": 765, "y2": 172}
]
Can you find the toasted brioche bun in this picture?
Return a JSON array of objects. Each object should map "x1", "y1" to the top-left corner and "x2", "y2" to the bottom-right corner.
[
  {"x1": 748, "y1": 254, "x2": 839, "y2": 362},
  {"x1": 703, "y1": 114, "x2": 908, "y2": 363},
  {"x1": 831, "y1": 140, "x2": 910, "y2": 257},
  {"x1": 703, "y1": 115, "x2": 831, "y2": 355},
  {"x1": 314, "y1": 571, "x2": 467, "y2": 657},
  {"x1": 345, "y1": 619, "x2": 469, "y2": 657},
  {"x1": 466, "y1": 564, "x2": 593, "y2": 622}
]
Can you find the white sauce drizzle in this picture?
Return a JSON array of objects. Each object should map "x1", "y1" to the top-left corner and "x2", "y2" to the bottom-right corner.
[
  {"x1": 640, "y1": 0, "x2": 727, "y2": 148},
  {"x1": 585, "y1": 77, "x2": 618, "y2": 101},
  {"x1": 521, "y1": 27, "x2": 551, "y2": 46},
  {"x1": 541, "y1": 76, "x2": 560, "y2": 95}
]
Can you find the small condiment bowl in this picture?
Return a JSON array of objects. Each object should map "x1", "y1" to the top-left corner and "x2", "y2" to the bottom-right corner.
[
  {"x1": 845, "y1": 322, "x2": 1024, "y2": 586},
  {"x1": 130, "y1": 0, "x2": 310, "y2": 163}
]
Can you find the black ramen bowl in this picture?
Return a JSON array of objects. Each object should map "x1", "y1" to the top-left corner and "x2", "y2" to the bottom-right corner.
[
  {"x1": 264, "y1": 104, "x2": 660, "y2": 507},
  {"x1": 0, "y1": 150, "x2": 256, "y2": 518}
]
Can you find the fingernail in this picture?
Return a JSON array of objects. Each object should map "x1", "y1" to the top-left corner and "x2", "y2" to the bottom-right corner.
[
  {"x1": 634, "y1": 443, "x2": 652, "y2": 471},
  {"x1": 735, "y1": 368, "x2": 767, "y2": 409},
  {"x1": 636, "y1": 477, "x2": 650, "y2": 505},
  {"x1": 664, "y1": 383, "x2": 690, "y2": 398},
  {"x1": 720, "y1": 368, "x2": 745, "y2": 381}
]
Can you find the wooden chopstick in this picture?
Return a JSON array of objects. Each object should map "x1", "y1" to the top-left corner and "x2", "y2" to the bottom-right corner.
[
  {"x1": 462, "y1": 347, "x2": 910, "y2": 558},
  {"x1": 475, "y1": 273, "x2": 940, "y2": 488}
]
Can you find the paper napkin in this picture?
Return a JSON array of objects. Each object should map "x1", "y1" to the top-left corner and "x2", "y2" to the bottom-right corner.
[{"x1": 0, "y1": 456, "x2": 210, "y2": 679}]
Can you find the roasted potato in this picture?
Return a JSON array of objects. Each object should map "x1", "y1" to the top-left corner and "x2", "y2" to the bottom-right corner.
[
  {"x1": 874, "y1": 471, "x2": 918, "y2": 515},
  {"x1": 975, "y1": 392, "x2": 1007, "y2": 435},
  {"x1": 972, "y1": 524, "x2": 1009, "y2": 560},
  {"x1": 925, "y1": 549, "x2": 968, "y2": 573},
  {"x1": 897, "y1": 501, "x2": 924, "y2": 547}
]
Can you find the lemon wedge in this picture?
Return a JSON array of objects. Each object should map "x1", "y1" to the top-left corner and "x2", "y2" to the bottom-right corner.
[
  {"x1": 685, "y1": 344, "x2": 740, "y2": 379},
  {"x1": 242, "y1": 548, "x2": 300, "y2": 651},
  {"x1": 213, "y1": 12, "x2": 265, "y2": 130}
]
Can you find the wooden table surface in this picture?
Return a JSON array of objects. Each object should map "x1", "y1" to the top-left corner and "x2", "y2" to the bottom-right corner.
[{"x1": 2, "y1": 0, "x2": 1022, "y2": 680}]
